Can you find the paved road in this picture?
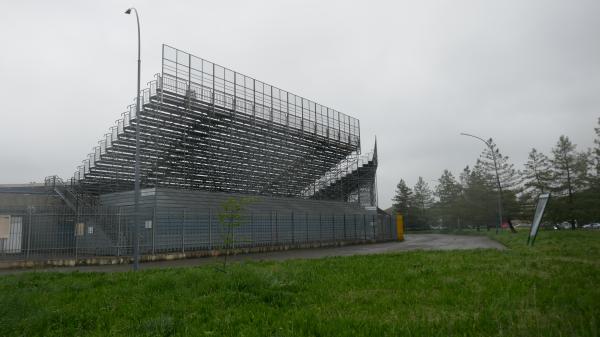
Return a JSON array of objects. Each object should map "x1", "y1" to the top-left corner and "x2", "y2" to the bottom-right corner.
[{"x1": 0, "y1": 234, "x2": 505, "y2": 275}]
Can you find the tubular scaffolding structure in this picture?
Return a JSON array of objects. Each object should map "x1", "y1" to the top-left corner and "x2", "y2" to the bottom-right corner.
[{"x1": 69, "y1": 45, "x2": 378, "y2": 207}]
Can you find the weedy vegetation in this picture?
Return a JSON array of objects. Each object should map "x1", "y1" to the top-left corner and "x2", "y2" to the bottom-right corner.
[{"x1": 0, "y1": 230, "x2": 598, "y2": 336}]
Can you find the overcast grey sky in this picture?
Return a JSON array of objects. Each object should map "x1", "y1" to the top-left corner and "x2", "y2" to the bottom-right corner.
[{"x1": 0, "y1": 0, "x2": 598, "y2": 208}]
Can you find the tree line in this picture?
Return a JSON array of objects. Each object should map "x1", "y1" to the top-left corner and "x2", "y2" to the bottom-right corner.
[{"x1": 392, "y1": 118, "x2": 600, "y2": 230}]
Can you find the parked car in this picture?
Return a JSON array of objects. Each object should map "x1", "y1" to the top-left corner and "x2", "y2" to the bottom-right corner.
[
  {"x1": 554, "y1": 221, "x2": 576, "y2": 230},
  {"x1": 429, "y1": 225, "x2": 447, "y2": 230},
  {"x1": 582, "y1": 223, "x2": 600, "y2": 229}
]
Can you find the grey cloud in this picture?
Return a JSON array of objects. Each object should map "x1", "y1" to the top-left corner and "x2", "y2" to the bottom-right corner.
[{"x1": 0, "y1": 0, "x2": 598, "y2": 208}]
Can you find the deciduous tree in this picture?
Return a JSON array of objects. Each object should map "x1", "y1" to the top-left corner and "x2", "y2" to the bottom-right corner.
[{"x1": 218, "y1": 196, "x2": 255, "y2": 268}]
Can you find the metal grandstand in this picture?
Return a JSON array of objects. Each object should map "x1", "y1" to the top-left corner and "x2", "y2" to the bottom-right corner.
[{"x1": 65, "y1": 45, "x2": 377, "y2": 207}]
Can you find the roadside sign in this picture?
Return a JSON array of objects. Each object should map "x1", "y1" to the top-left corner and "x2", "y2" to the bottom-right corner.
[{"x1": 528, "y1": 193, "x2": 551, "y2": 246}]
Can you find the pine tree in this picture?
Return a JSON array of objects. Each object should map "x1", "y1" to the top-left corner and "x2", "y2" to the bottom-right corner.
[
  {"x1": 392, "y1": 179, "x2": 412, "y2": 215},
  {"x1": 435, "y1": 170, "x2": 462, "y2": 228},
  {"x1": 575, "y1": 150, "x2": 593, "y2": 187},
  {"x1": 476, "y1": 139, "x2": 520, "y2": 230},
  {"x1": 413, "y1": 176, "x2": 434, "y2": 209},
  {"x1": 592, "y1": 118, "x2": 600, "y2": 186},
  {"x1": 412, "y1": 177, "x2": 434, "y2": 227},
  {"x1": 522, "y1": 148, "x2": 552, "y2": 195},
  {"x1": 550, "y1": 135, "x2": 588, "y2": 228},
  {"x1": 551, "y1": 136, "x2": 583, "y2": 196},
  {"x1": 476, "y1": 138, "x2": 520, "y2": 191},
  {"x1": 436, "y1": 170, "x2": 462, "y2": 204},
  {"x1": 458, "y1": 165, "x2": 472, "y2": 189},
  {"x1": 590, "y1": 119, "x2": 600, "y2": 220},
  {"x1": 459, "y1": 165, "x2": 496, "y2": 230}
]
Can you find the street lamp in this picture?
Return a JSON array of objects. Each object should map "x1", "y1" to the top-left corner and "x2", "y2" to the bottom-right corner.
[
  {"x1": 460, "y1": 132, "x2": 503, "y2": 234},
  {"x1": 125, "y1": 7, "x2": 141, "y2": 270}
]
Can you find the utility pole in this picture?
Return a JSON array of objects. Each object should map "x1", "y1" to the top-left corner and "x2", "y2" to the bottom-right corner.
[
  {"x1": 460, "y1": 132, "x2": 503, "y2": 234},
  {"x1": 125, "y1": 7, "x2": 141, "y2": 270}
]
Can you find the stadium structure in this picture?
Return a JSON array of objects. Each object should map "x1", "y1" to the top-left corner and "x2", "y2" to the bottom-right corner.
[
  {"x1": 68, "y1": 45, "x2": 377, "y2": 206},
  {"x1": 0, "y1": 45, "x2": 392, "y2": 262}
]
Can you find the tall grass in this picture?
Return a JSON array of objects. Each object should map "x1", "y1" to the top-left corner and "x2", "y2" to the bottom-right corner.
[{"x1": 0, "y1": 230, "x2": 598, "y2": 336}]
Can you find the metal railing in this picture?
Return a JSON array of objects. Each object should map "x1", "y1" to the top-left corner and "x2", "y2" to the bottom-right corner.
[{"x1": 0, "y1": 206, "x2": 396, "y2": 264}]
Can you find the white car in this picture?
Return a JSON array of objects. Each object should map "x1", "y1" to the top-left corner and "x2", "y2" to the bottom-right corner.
[
  {"x1": 554, "y1": 222, "x2": 573, "y2": 230},
  {"x1": 583, "y1": 223, "x2": 600, "y2": 229}
]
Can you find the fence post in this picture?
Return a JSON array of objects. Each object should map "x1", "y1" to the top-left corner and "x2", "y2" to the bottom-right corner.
[
  {"x1": 208, "y1": 209, "x2": 212, "y2": 250},
  {"x1": 291, "y1": 211, "x2": 295, "y2": 244},
  {"x1": 372, "y1": 214, "x2": 376, "y2": 241},
  {"x1": 275, "y1": 211, "x2": 279, "y2": 245},
  {"x1": 319, "y1": 213, "x2": 322, "y2": 244},
  {"x1": 251, "y1": 212, "x2": 254, "y2": 246},
  {"x1": 343, "y1": 214, "x2": 347, "y2": 241},
  {"x1": 354, "y1": 214, "x2": 357, "y2": 241},
  {"x1": 181, "y1": 209, "x2": 185, "y2": 253},
  {"x1": 332, "y1": 213, "x2": 335, "y2": 242},
  {"x1": 117, "y1": 207, "x2": 121, "y2": 256},
  {"x1": 75, "y1": 206, "x2": 80, "y2": 261},
  {"x1": 305, "y1": 212, "x2": 309, "y2": 243},
  {"x1": 152, "y1": 206, "x2": 156, "y2": 255},
  {"x1": 26, "y1": 207, "x2": 32, "y2": 259},
  {"x1": 75, "y1": 216, "x2": 79, "y2": 261},
  {"x1": 363, "y1": 213, "x2": 367, "y2": 241},
  {"x1": 270, "y1": 211, "x2": 273, "y2": 245}
]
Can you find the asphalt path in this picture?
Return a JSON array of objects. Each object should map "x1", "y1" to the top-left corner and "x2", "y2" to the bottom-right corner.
[{"x1": 0, "y1": 234, "x2": 505, "y2": 275}]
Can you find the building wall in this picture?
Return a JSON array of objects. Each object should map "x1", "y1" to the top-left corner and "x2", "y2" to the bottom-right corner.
[
  {"x1": 99, "y1": 188, "x2": 368, "y2": 214},
  {"x1": 0, "y1": 192, "x2": 64, "y2": 209},
  {"x1": 92, "y1": 188, "x2": 391, "y2": 254},
  {"x1": 0, "y1": 188, "x2": 395, "y2": 259},
  {"x1": 0, "y1": 192, "x2": 74, "y2": 257}
]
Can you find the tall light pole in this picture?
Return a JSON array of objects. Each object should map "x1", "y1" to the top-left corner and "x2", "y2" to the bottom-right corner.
[
  {"x1": 125, "y1": 7, "x2": 141, "y2": 270},
  {"x1": 460, "y1": 132, "x2": 503, "y2": 234}
]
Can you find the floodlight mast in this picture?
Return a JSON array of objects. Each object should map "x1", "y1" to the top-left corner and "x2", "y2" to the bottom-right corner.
[
  {"x1": 125, "y1": 7, "x2": 141, "y2": 270},
  {"x1": 460, "y1": 132, "x2": 503, "y2": 234}
]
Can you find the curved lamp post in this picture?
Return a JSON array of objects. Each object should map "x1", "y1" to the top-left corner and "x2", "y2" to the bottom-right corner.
[
  {"x1": 125, "y1": 7, "x2": 141, "y2": 270},
  {"x1": 460, "y1": 132, "x2": 503, "y2": 234}
]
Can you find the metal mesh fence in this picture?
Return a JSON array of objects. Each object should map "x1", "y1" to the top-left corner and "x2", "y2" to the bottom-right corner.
[{"x1": 0, "y1": 206, "x2": 396, "y2": 263}]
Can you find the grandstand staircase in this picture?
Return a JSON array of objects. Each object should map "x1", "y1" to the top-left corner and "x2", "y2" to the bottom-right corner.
[
  {"x1": 305, "y1": 141, "x2": 378, "y2": 207},
  {"x1": 316, "y1": 159, "x2": 376, "y2": 198},
  {"x1": 45, "y1": 176, "x2": 117, "y2": 254},
  {"x1": 44, "y1": 176, "x2": 97, "y2": 212},
  {"x1": 312, "y1": 159, "x2": 376, "y2": 202}
]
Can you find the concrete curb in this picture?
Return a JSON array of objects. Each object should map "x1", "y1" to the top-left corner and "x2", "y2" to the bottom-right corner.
[{"x1": 0, "y1": 239, "x2": 396, "y2": 270}]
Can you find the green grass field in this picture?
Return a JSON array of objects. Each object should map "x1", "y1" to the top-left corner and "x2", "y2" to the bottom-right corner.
[{"x1": 0, "y1": 231, "x2": 598, "y2": 336}]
